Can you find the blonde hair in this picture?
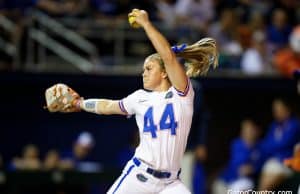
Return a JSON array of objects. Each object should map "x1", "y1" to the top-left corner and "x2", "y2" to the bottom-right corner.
[{"x1": 148, "y1": 38, "x2": 218, "y2": 77}]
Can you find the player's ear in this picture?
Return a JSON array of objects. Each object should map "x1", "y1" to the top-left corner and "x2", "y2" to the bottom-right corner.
[{"x1": 161, "y1": 71, "x2": 168, "y2": 79}]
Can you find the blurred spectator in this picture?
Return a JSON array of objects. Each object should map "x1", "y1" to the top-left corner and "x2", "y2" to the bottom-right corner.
[
  {"x1": 156, "y1": 0, "x2": 177, "y2": 28},
  {"x1": 10, "y1": 144, "x2": 41, "y2": 170},
  {"x1": 273, "y1": 25, "x2": 300, "y2": 78},
  {"x1": 192, "y1": 145, "x2": 206, "y2": 194},
  {"x1": 241, "y1": 30, "x2": 274, "y2": 75},
  {"x1": 284, "y1": 142, "x2": 300, "y2": 172},
  {"x1": 90, "y1": 0, "x2": 117, "y2": 18},
  {"x1": 208, "y1": 8, "x2": 242, "y2": 69},
  {"x1": 212, "y1": 119, "x2": 264, "y2": 194},
  {"x1": 258, "y1": 98, "x2": 300, "y2": 190},
  {"x1": 251, "y1": 0, "x2": 272, "y2": 17},
  {"x1": 174, "y1": 0, "x2": 215, "y2": 38},
  {"x1": 226, "y1": 0, "x2": 252, "y2": 23},
  {"x1": 248, "y1": 11, "x2": 266, "y2": 34},
  {"x1": 213, "y1": 6, "x2": 238, "y2": 39},
  {"x1": 60, "y1": 131, "x2": 100, "y2": 172},
  {"x1": 226, "y1": 0, "x2": 272, "y2": 24},
  {"x1": 266, "y1": 8, "x2": 292, "y2": 52},
  {"x1": 271, "y1": 0, "x2": 300, "y2": 26},
  {"x1": 43, "y1": 149, "x2": 61, "y2": 170}
]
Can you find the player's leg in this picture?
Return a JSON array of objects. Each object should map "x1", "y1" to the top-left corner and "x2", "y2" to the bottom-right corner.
[
  {"x1": 107, "y1": 160, "x2": 159, "y2": 194},
  {"x1": 106, "y1": 163, "x2": 135, "y2": 194},
  {"x1": 159, "y1": 179, "x2": 191, "y2": 194}
]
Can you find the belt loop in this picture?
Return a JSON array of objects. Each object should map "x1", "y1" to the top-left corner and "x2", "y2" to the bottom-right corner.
[{"x1": 133, "y1": 157, "x2": 141, "y2": 167}]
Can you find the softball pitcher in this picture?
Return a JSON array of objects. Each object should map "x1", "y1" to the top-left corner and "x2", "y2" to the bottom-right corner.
[{"x1": 45, "y1": 9, "x2": 218, "y2": 194}]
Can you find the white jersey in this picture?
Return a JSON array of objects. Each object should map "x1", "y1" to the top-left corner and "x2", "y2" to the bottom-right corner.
[{"x1": 119, "y1": 80, "x2": 194, "y2": 171}]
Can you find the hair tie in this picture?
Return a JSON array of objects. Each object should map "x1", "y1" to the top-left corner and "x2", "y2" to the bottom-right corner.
[{"x1": 171, "y1": 44, "x2": 187, "y2": 54}]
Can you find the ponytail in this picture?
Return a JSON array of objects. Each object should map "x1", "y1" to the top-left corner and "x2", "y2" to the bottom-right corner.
[
  {"x1": 147, "y1": 37, "x2": 218, "y2": 77},
  {"x1": 175, "y1": 38, "x2": 218, "y2": 77}
]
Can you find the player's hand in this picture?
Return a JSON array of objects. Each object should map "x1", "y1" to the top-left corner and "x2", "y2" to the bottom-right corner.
[{"x1": 128, "y1": 9, "x2": 150, "y2": 28}]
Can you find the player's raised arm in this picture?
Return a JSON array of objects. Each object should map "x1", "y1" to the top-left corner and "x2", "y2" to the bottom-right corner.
[{"x1": 130, "y1": 9, "x2": 188, "y2": 92}]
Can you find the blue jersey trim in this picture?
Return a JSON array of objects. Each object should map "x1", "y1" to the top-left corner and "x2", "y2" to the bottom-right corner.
[
  {"x1": 112, "y1": 164, "x2": 135, "y2": 194},
  {"x1": 118, "y1": 100, "x2": 128, "y2": 114},
  {"x1": 174, "y1": 78, "x2": 190, "y2": 97}
]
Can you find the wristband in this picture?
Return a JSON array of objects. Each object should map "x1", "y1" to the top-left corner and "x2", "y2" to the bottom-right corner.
[{"x1": 82, "y1": 99, "x2": 98, "y2": 114}]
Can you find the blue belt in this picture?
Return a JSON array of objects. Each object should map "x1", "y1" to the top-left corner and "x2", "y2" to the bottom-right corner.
[{"x1": 133, "y1": 157, "x2": 173, "y2": 179}]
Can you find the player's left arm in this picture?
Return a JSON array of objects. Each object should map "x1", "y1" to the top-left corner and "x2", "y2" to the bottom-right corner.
[
  {"x1": 45, "y1": 83, "x2": 127, "y2": 115},
  {"x1": 77, "y1": 99, "x2": 126, "y2": 115},
  {"x1": 131, "y1": 9, "x2": 188, "y2": 93}
]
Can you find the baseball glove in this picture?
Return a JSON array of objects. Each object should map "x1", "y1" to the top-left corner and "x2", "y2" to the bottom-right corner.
[{"x1": 44, "y1": 83, "x2": 81, "y2": 113}]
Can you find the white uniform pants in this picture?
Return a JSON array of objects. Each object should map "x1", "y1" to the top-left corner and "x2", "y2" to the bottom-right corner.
[{"x1": 107, "y1": 159, "x2": 191, "y2": 194}]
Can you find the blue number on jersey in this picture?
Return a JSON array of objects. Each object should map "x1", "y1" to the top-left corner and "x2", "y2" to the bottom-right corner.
[
  {"x1": 143, "y1": 103, "x2": 178, "y2": 138},
  {"x1": 143, "y1": 107, "x2": 158, "y2": 138},
  {"x1": 160, "y1": 103, "x2": 177, "y2": 135}
]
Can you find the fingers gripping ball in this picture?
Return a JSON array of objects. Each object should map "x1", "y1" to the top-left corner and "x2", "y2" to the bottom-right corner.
[
  {"x1": 45, "y1": 83, "x2": 81, "y2": 113},
  {"x1": 128, "y1": 16, "x2": 140, "y2": 28}
]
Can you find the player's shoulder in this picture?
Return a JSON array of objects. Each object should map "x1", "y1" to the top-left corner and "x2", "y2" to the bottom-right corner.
[
  {"x1": 131, "y1": 89, "x2": 151, "y2": 96},
  {"x1": 127, "y1": 89, "x2": 152, "y2": 100}
]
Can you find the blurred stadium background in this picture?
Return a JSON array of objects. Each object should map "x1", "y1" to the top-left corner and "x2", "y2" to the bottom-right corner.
[{"x1": 0, "y1": 0, "x2": 300, "y2": 194}]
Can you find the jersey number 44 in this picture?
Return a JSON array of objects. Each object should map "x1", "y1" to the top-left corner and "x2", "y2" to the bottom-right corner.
[{"x1": 143, "y1": 103, "x2": 178, "y2": 138}]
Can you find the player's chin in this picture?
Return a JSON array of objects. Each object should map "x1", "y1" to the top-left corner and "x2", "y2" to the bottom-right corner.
[
  {"x1": 143, "y1": 82, "x2": 151, "y2": 90},
  {"x1": 143, "y1": 83, "x2": 148, "y2": 90}
]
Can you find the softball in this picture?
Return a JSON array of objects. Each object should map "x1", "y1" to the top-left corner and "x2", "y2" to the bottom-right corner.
[{"x1": 128, "y1": 16, "x2": 140, "y2": 28}]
